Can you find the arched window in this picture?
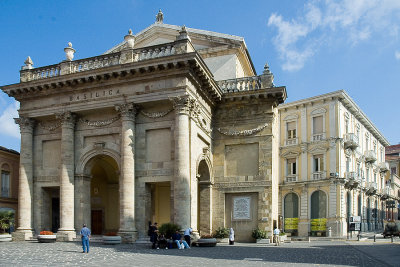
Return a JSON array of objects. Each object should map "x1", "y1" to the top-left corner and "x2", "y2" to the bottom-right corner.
[
  {"x1": 284, "y1": 193, "x2": 299, "y2": 218},
  {"x1": 311, "y1": 190, "x2": 327, "y2": 219}
]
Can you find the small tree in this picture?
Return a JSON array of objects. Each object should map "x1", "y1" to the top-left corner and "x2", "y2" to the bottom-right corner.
[
  {"x1": 213, "y1": 227, "x2": 229, "y2": 238},
  {"x1": 0, "y1": 211, "x2": 14, "y2": 234},
  {"x1": 251, "y1": 228, "x2": 268, "y2": 239}
]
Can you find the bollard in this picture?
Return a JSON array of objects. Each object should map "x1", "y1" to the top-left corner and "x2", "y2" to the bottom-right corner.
[{"x1": 374, "y1": 235, "x2": 376, "y2": 242}]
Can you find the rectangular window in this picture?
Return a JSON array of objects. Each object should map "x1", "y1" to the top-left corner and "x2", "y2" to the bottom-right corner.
[
  {"x1": 374, "y1": 173, "x2": 377, "y2": 183},
  {"x1": 366, "y1": 168, "x2": 370, "y2": 182},
  {"x1": 391, "y1": 167, "x2": 397, "y2": 175},
  {"x1": 314, "y1": 154, "x2": 324, "y2": 172},
  {"x1": 1, "y1": 171, "x2": 10, "y2": 198},
  {"x1": 345, "y1": 119, "x2": 349, "y2": 134},
  {"x1": 365, "y1": 136, "x2": 369, "y2": 150},
  {"x1": 287, "y1": 158, "x2": 296, "y2": 175},
  {"x1": 346, "y1": 158, "x2": 351, "y2": 172},
  {"x1": 287, "y1": 121, "x2": 296, "y2": 139},
  {"x1": 313, "y1": 116, "x2": 323, "y2": 134}
]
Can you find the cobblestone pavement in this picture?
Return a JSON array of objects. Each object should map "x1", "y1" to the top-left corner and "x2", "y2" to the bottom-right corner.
[{"x1": 0, "y1": 241, "x2": 399, "y2": 267}]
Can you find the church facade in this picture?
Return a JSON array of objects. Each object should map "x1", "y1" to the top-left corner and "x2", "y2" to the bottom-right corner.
[{"x1": 1, "y1": 12, "x2": 286, "y2": 242}]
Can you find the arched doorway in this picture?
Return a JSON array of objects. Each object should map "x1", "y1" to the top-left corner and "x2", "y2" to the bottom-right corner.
[
  {"x1": 284, "y1": 193, "x2": 299, "y2": 236},
  {"x1": 197, "y1": 159, "x2": 211, "y2": 235},
  {"x1": 85, "y1": 155, "x2": 120, "y2": 235},
  {"x1": 310, "y1": 190, "x2": 327, "y2": 236}
]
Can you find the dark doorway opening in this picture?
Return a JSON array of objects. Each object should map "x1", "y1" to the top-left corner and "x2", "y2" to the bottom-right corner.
[
  {"x1": 51, "y1": 197, "x2": 60, "y2": 233},
  {"x1": 91, "y1": 210, "x2": 103, "y2": 235}
]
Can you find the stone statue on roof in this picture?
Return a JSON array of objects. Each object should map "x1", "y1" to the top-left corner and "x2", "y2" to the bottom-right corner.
[{"x1": 156, "y1": 9, "x2": 163, "y2": 24}]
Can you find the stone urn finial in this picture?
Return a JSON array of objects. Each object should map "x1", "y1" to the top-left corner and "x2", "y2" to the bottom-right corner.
[
  {"x1": 176, "y1": 25, "x2": 191, "y2": 41},
  {"x1": 156, "y1": 9, "x2": 164, "y2": 24},
  {"x1": 22, "y1": 56, "x2": 34, "y2": 70},
  {"x1": 64, "y1": 42, "x2": 76, "y2": 61},
  {"x1": 124, "y1": 29, "x2": 135, "y2": 49},
  {"x1": 263, "y1": 62, "x2": 271, "y2": 75}
]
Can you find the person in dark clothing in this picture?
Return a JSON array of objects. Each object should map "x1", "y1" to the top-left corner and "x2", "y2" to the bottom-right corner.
[
  {"x1": 158, "y1": 234, "x2": 168, "y2": 249},
  {"x1": 172, "y1": 230, "x2": 189, "y2": 249},
  {"x1": 149, "y1": 222, "x2": 159, "y2": 249}
]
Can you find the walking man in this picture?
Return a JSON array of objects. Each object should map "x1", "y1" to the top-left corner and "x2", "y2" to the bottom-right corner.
[
  {"x1": 273, "y1": 226, "x2": 280, "y2": 246},
  {"x1": 80, "y1": 223, "x2": 91, "y2": 253}
]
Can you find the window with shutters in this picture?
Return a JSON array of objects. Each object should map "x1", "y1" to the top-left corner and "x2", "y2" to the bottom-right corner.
[
  {"x1": 287, "y1": 158, "x2": 296, "y2": 175},
  {"x1": 287, "y1": 121, "x2": 296, "y2": 139},
  {"x1": 314, "y1": 154, "x2": 324, "y2": 172},
  {"x1": 313, "y1": 116, "x2": 323, "y2": 134}
]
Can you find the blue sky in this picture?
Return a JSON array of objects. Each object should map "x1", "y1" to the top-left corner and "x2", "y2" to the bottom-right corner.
[{"x1": 0, "y1": 0, "x2": 399, "y2": 151}]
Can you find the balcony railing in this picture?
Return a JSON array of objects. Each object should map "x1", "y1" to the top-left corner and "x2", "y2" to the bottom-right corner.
[
  {"x1": 364, "y1": 150, "x2": 377, "y2": 163},
  {"x1": 343, "y1": 133, "x2": 359, "y2": 149},
  {"x1": 285, "y1": 138, "x2": 298, "y2": 146},
  {"x1": 378, "y1": 162, "x2": 389, "y2": 172},
  {"x1": 312, "y1": 171, "x2": 326, "y2": 180},
  {"x1": 345, "y1": 171, "x2": 359, "y2": 180},
  {"x1": 286, "y1": 175, "x2": 298, "y2": 182},
  {"x1": 312, "y1": 133, "x2": 325, "y2": 142},
  {"x1": 366, "y1": 181, "x2": 377, "y2": 195}
]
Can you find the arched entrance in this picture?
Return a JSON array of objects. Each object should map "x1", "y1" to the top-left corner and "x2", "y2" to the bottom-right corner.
[
  {"x1": 284, "y1": 193, "x2": 299, "y2": 236},
  {"x1": 85, "y1": 155, "x2": 120, "y2": 235},
  {"x1": 197, "y1": 159, "x2": 211, "y2": 235},
  {"x1": 310, "y1": 190, "x2": 327, "y2": 236}
]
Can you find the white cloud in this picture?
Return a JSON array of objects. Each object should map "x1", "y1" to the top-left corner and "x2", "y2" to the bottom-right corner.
[
  {"x1": 0, "y1": 101, "x2": 20, "y2": 139},
  {"x1": 268, "y1": 0, "x2": 400, "y2": 71},
  {"x1": 395, "y1": 51, "x2": 400, "y2": 60}
]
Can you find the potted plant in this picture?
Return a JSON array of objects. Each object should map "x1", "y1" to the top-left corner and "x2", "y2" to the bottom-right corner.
[
  {"x1": 158, "y1": 223, "x2": 181, "y2": 239},
  {"x1": 0, "y1": 210, "x2": 14, "y2": 242},
  {"x1": 279, "y1": 231, "x2": 287, "y2": 242},
  {"x1": 213, "y1": 227, "x2": 229, "y2": 243},
  {"x1": 102, "y1": 232, "x2": 121, "y2": 244},
  {"x1": 252, "y1": 228, "x2": 270, "y2": 244},
  {"x1": 196, "y1": 234, "x2": 217, "y2": 247},
  {"x1": 37, "y1": 231, "x2": 56, "y2": 243}
]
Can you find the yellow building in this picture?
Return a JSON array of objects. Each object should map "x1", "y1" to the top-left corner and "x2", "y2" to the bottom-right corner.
[{"x1": 278, "y1": 90, "x2": 390, "y2": 237}]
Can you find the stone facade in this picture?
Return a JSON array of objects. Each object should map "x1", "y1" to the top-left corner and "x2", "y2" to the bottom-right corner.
[
  {"x1": 0, "y1": 146, "x2": 19, "y2": 232},
  {"x1": 278, "y1": 90, "x2": 390, "y2": 237},
  {"x1": 1, "y1": 14, "x2": 285, "y2": 242}
]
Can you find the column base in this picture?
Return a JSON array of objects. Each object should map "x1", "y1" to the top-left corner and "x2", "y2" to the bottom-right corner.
[
  {"x1": 118, "y1": 230, "x2": 138, "y2": 243},
  {"x1": 12, "y1": 229, "x2": 33, "y2": 241},
  {"x1": 298, "y1": 221, "x2": 310, "y2": 237},
  {"x1": 56, "y1": 229, "x2": 76, "y2": 241}
]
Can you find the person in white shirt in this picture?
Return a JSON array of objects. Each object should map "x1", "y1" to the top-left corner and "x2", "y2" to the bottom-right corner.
[
  {"x1": 184, "y1": 227, "x2": 193, "y2": 247},
  {"x1": 273, "y1": 227, "x2": 280, "y2": 246}
]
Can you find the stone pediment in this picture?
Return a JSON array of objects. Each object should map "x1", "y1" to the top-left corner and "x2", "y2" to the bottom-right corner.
[
  {"x1": 104, "y1": 23, "x2": 245, "y2": 55},
  {"x1": 308, "y1": 142, "x2": 329, "y2": 154},
  {"x1": 280, "y1": 147, "x2": 301, "y2": 158}
]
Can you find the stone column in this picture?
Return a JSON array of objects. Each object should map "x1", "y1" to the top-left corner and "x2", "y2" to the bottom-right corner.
[
  {"x1": 13, "y1": 117, "x2": 35, "y2": 241},
  {"x1": 56, "y1": 111, "x2": 77, "y2": 241},
  {"x1": 74, "y1": 174, "x2": 91, "y2": 232},
  {"x1": 115, "y1": 103, "x2": 137, "y2": 243},
  {"x1": 298, "y1": 185, "x2": 309, "y2": 236},
  {"x1": 171, "y1": 95, "x2": 193, "y2": 230}
]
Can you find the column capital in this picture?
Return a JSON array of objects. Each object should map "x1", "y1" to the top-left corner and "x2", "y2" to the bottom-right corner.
[
  {"x1": 56, "y1": 111, "x2": 76, "y2": 127},
  {"x1": 170, "y1": 95, "x2": 197, "y2": 116},
  {"x1": 14, "y1": 117, "x2": 36, "y2": 133},
  {"x1": 115, "y1": 103, "x2": 138, "y2": 120}
]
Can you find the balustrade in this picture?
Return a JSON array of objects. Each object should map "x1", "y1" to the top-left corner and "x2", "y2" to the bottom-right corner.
[
  {"x1": 286, "y1": 175, "x2": 298, "y2": 182},
  {"x1": 312, "y1": 171, "x2": 326, "y2": 180},
  {"x1": 312, "y1": 133, "x2": 325, "y2": 142},
  {"x1": 217, "y1": 76, "x2": 262, "y2": 93},
  {"x1": 20, "y1": 42, "x2": 179, "y2": 82},
  {"x1": 285, "y1": 138, "x2": 298, "y2": 146}
]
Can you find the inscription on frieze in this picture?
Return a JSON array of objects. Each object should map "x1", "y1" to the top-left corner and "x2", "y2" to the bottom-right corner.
[{"x1": 69, "y1": 89, "x2": 120, "y2": 102}]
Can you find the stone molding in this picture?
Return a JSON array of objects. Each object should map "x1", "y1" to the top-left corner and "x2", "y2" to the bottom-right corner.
[
  {"x1": 140, "y1": 108, "x2": 173, "y2": 118},
  {"x1": 216, "y1": 122, "x2": 269, "y2": 137},
  {"x1": 79, "y1": 116, "x2": 120, "y2": 127},
  {"x1": 213, "y1": 181, "x2": 271, "y2": 188},
  {"x1": 14, "y1": 117, "x2": 36, "y2": 133}
]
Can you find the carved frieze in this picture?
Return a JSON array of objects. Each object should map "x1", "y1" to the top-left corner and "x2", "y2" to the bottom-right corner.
[
  {"x1": 213, "y1": 181, "x2": 270, "y2": 188},
  {"x1": 217, "y1": 123, "x2": 269, "y2": 136},
  {"x1": 79, "y1": 116, "x2": 120, "y2": 127},
  {"x1": 140, "y1": 108, "x2": 173, "y2": 118}
]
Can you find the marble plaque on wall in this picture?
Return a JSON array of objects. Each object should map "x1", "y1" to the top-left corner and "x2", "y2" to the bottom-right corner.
[{"x1": 233, "y1": 196, "x2": 251, "y2": 220}]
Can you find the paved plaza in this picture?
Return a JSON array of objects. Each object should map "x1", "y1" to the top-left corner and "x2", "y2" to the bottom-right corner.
[{"x1": 0, "y1": 240, "x2": 399, "y2": 266}]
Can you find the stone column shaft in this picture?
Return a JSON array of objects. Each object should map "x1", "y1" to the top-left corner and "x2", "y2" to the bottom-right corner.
[
  {"x1": 57, "y1": 112, "x2": 76, "y2": 241},
  {"x1": 171, "y1": 96, "x2": 193, "y2": 230},
  {"x1": 115, "y1": 103, "x2": 137, "y2": 242},
  {"x1": 14, "y1": 117, "x2": 35, "y2": 240}
]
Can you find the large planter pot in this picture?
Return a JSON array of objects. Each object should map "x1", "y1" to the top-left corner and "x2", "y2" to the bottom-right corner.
[
  {"x1": 216, "y1": 237, "x2": 228, "y2": 243},
  {"x1": 0, "y1": 234, "x2": 12, "y2": 242},
  {"x1": 279, "y1": 235, "x2": 287, "y2": 242},
  {"x1": 37, "y1": 235, "x2": 56, "y2": 243},
  {"x1": 197, "y1": 238, "x2": 217, "y2": 247},
  {"x1": 256, "y1": 238, "x2": 270, "y2": 244},
  {"x1": 102, "y1": 235, "x2": 121, "y2": 244}
]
